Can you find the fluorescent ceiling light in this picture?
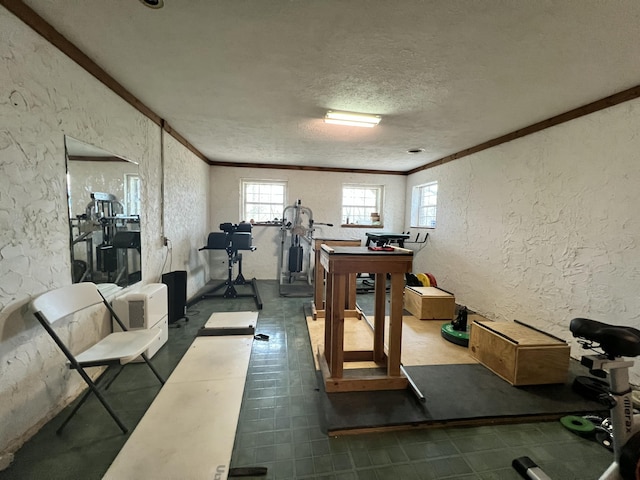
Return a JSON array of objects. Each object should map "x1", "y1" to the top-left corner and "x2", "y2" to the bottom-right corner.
[{"x1": 324, "y1": 110, "x2": 381, "y2": 128}]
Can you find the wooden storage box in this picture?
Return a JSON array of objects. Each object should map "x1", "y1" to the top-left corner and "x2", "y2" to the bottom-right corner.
[
  {"x1": 404, "y1": 286, "x2": 455, "y2": 320},
  {"x1": 469, "y1": 320, "x2": 570, "y2": 386}
]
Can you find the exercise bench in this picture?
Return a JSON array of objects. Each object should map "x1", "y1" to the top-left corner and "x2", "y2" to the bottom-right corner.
[{"x1": 199, "y1": 222, "x2": 262, "y2": 310}]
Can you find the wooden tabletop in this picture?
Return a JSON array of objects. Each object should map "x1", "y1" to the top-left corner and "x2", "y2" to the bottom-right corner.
[{"x1": 321, "y1": 245, "x2": 413, "y2": 256}]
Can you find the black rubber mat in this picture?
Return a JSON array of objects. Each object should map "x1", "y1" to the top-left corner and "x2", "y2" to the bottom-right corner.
[{"x1": 317, "y1": 360, "x2": 606, "y2": 434}]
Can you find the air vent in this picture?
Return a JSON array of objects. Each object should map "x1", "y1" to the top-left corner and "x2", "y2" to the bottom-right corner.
[{"x1": 139, "y1": 0, "x2": 164, "y2": 8}]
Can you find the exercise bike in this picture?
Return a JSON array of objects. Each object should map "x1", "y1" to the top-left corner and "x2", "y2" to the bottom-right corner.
[{"x1": 513, "y1": 318, "x2": 640, "y2": 480}]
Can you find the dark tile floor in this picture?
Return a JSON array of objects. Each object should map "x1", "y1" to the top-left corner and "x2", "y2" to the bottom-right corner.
[{"x1": 1, "y1": 280, "x2": 612, "y2": 479}]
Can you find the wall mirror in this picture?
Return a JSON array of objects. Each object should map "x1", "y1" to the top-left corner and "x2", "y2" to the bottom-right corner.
[{"x1": 65, "y1": 136, "x2": 142, "y2": 287}]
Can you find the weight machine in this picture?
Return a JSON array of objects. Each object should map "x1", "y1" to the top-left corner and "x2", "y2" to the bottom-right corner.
[
  {"x1": 199, "y1": 222, "x2": 262, "y2": 309},
  {"x1": 70, "y1": 192, "x2": 141, "y2": 285},
  {"x1": 277, "y1": 199, "x2": 332, "y2": 297}
]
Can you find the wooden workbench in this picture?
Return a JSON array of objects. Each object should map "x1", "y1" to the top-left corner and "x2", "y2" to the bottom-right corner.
[
  {"x1": 312, "y1": 238, "x2": 361, "y2": 319},
  {"x1": 318, "y1": 245, "x2": 413, "y2": 392}
]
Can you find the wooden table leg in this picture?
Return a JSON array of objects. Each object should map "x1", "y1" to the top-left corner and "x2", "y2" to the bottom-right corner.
[
  {"x1": 329, "y1": 273, "x2": 346, "y2": 378},
  {"x1": 373, "y1": 272, "x2": 386, "y2": 363},
  {"x1": 346, "y1": 273, "x2": 357, "y2": 309},
  {"x1": 387, "y1": 273, "x2": 404, "y2": 376},
  {"x1": 324, "y1": 271, "x2": 333, "y2": 367},
  {"x1": 314, "y1": 249, "x2": 325, "y2": 310}
]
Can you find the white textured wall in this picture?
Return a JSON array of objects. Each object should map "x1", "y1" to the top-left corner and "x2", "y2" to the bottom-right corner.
[
  {"x1": 3, "y1": 0, "x2": 640, "y2": 463},
  {"x1": 0, "y1": 6, "x2": 209, "y2": 457},
  {"x1": 161, "y1": 133, "x2": 211, "y2": 295},
  {"x1": 67, "y1": 158, "x2": 138, "y2": 216},
  {"x1": 407, "y1": 100, "x2": 640, "y2": 383},
  {"x1": 209, "y1": 167, "x2": 407, "y2": 280}
]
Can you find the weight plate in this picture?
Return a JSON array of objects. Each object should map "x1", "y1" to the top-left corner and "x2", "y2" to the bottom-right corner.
[
  {"x1": 560, "y1": 415, "x2": 595, "y2": 435},
  {"x1": 441, "y1": 323, "x2": 469, "y2": 347},
  {"x1": 582, "y1": 415, "x2": 606, "y2": 428},
  {"x1": 426, "y1": 273, "x2": 437, "y2": 287},
  {"x1": 572, "y1": 375, "x2": 609, "y2": 401},
  {"x1": 595, "y1": 431, "x2": 613, "y2": 452},
  {"x1": 416, "y1": 273, "x2": 430, "y2": 287}
]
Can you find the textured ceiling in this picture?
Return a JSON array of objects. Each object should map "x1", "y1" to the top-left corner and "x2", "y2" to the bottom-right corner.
[{"x1": 18, "y1": 0, "x2": 640, "y2": 172}]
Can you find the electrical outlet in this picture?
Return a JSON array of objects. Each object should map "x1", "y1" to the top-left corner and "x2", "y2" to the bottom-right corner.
[{"x1": 162, "y1": 236, "x2": 169, "y2": 246}]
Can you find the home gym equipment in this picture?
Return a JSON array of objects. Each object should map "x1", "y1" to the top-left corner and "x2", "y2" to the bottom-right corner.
[
  {"x1": 103, "y1": 324, "x2": 253, "y2": 480},
  {"x1": 556, "y1": 413, "x2": 615, "y2": 451},
  {"x1": 278, "y1": 200, "x2": 313, "y2": 296},
  {"x1": 197, "y1": 311, "x2": 257, "y2": 337},
  {"x1": 513, "y1": 317, "x2": 640, "y2": 480},
  {"x1": 70, "y1": 191, "x2": 141, "y2": 285},
  {"x1": 401, "y1": 271, "x2": 431, "y2": 289},
  {"x1": 364, "y1": 231, "x2": 429, "y2": 249},
  {"x1": 277, "y1": 199, "x2": 333, "y2": 297},
  {"x1": 573, "y1": 375, "x2": 610, "y2": 401},
  {"x1": 199, "y1": 222, "x2": 262, "y2": 309},
  {"x1": 416, "y1": 273, "x2": 430, "y2": 287},
  {"x1": 441, "y1": 305, "x2": 470, "y2": 347},
  {"x1": 365, "y1": 232, "x2": 411, "y2": 248},
  {"x1": 560, "y1": 415, "x2": 596, "y2": 435},
  {"x1": 359, "y1": 233, "x2": 428, "y2": 292},
  {"x1": 574, "y1": 414, "x2": 615, "y2": 450}
]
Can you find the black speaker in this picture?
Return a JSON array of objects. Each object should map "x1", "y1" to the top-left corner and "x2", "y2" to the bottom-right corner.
[{"x1": 162, "y1": 270, "x2": 187, "y2": 324}]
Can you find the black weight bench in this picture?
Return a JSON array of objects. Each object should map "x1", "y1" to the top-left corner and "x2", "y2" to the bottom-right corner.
[{"x1": 199, "y1": 223, "x2": 262, "y2": 309}]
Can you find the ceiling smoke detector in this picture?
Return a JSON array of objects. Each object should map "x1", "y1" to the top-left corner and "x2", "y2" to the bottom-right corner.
[
  {"x1": 139, "y1": 0, "x2": 164, "y2": 8},
  {"x1": 407, "y1": 148, "x2": 425, "y2": 154}
]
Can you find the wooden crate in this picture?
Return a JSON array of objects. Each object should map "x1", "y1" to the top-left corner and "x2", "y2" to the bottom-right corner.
[
  {"x1": 404, "y1": 286, "x2": 455, "y2": 320},
  {"x1": 469, "y1": 320, "x2": 570, "y2": 386}
]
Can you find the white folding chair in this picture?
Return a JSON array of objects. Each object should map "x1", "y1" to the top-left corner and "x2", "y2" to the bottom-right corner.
[{"x1": 32, "y1": 282, "x2": 165, "y2": 434}]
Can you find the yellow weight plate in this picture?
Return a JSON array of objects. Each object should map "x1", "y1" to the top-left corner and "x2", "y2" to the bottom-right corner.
[{"x1": 416, "y1": 273, "x2": 430, "y2": 287}]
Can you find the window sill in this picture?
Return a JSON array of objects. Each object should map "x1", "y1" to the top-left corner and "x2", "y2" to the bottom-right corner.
[
  {"x1": 251, "y1": 222, "x2": 283, "y2": 227},
  {"x1": 341, "y1": 224, "x2": 384, "y2": 228}
]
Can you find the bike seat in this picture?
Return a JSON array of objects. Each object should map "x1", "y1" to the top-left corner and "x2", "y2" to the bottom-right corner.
[{"x1": 570, "y1": 317, "x2": 640, "y2": 357}]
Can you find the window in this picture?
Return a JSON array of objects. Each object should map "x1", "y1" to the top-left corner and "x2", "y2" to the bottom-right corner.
[
  {"x1": 411, "y1": 181, "x2": 437, "y2": 228},
  {"x1": 341, "y1": 184, "x2": 384, "y2": 226},
  {"x1": 241, "y1": 180, "x2": 287, "y2": 222},
  {"x1": 124, "y1": 174, "x2": 141, "y2": 216}
]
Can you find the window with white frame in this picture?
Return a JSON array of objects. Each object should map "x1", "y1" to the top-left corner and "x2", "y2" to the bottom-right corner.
[
  {"x1": 341, "y1": 184, "x2": 384, "y2": 226},
  {"x1": 241, "y1": 180, "x2": 287, "y2": 223},
  {"x1": 124, "y1": 173, "x2": 141, "y2": 216},
  {"x1": 411, "y1": 181, "x2": 437, "y2": 228}
]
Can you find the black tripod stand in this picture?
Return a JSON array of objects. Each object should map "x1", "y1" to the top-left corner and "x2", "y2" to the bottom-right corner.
[{"x1": 199, "y1": 223, "x2": 262, "y2": 309}]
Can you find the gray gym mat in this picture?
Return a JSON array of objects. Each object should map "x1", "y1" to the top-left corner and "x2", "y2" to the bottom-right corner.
[{"x1": 317, "y1": 360, "x2": 606, "y2": 434}]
